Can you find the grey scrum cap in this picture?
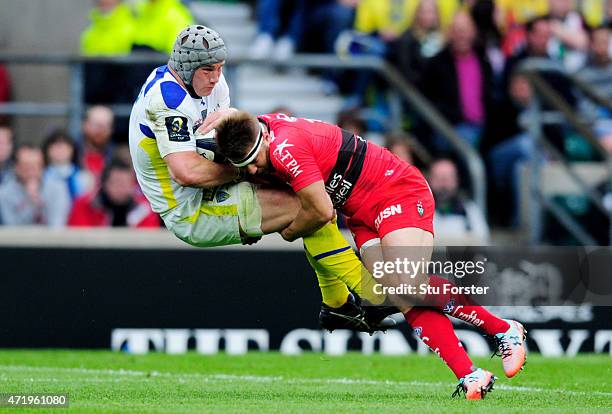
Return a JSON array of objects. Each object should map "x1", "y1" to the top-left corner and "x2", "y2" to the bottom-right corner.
[{"x1": 168, "y1": 25, "x2": 227, "y2": 85}]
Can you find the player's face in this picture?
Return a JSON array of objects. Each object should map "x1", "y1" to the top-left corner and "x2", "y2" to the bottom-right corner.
[
  {"x1": 245, "y1": 132, "x2": 271, "y2": 175},
  {"x1": 192, "y1": 62, "x2": 225, "y2": 97}
]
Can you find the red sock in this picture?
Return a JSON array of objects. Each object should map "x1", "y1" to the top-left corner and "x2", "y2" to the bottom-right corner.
[
  {"x1": 426, "y1": 275, "x2": 510, "y2": 336},
  {"x1": 404, "y1": 307, "x2": 474, "y2": 379}
]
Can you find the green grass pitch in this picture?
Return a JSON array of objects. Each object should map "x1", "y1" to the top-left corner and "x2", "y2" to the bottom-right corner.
[{"x1": 0, "y1": 351, "x2": 609, "y2": 413}]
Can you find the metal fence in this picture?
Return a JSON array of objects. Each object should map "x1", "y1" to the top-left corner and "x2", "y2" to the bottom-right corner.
[{"x1": 518, "y1": 58, "x2": 612, "y2": 244}]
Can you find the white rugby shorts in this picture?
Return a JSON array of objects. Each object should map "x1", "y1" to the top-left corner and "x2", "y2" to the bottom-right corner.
[{"x1": 162, "y1": 181, "x2": 263, "y2": 247}]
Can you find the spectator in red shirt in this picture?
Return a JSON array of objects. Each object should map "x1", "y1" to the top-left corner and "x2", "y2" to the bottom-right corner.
[
  {"x1": 68, "y1": 159, "x2": 159, "y2": 228},
  {"x1": 78, "y1": 105, "x2": 115, "y2": 181}
]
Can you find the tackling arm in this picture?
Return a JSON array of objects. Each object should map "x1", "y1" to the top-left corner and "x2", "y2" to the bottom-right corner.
[
  {"x1": 280, "y1": 180, "x2": 334, "y2": 242},
  {"x1": 148, "y1": 93, "x2": 238, "y2": 188},
  {"x1": 165, "y1": 151, "x2": 238, "y2": 188}
]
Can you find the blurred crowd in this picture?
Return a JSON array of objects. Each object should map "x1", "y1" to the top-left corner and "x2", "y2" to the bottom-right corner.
[
  {"x1": 0, "y1": 107, "x2": 159, "y2": 229},
  {"x1": 0, "y1": 0, "x2": 610, "y2": 244},
  {"x1": 248, "y1": 0, "x2": 612, "y2": 243},
  {"x1": 0, "y1": 0, "x2": 194, "y2": 229}
]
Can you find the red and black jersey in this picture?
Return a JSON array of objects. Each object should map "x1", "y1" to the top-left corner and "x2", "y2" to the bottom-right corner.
[{"x1": 260, "y1": 113, "x2": 411, "y2": 217}]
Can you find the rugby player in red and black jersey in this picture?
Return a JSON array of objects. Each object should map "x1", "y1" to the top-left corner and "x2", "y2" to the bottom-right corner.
[{"x1": 215, "y1": 111, "x2": 528, "y2": 399}]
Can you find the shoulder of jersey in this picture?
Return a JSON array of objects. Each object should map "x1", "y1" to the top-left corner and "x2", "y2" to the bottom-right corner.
[{"x1": 147, "y1": 70, "x2": 188, "y2": 111}]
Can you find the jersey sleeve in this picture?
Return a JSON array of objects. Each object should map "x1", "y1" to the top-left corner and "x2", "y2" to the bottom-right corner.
[
  {"x1": 147, "y1": 94, "x2": 196, "y2": 158},
  {"x1": 270, "y1": 128, "x2": 324, "y2": 193}
]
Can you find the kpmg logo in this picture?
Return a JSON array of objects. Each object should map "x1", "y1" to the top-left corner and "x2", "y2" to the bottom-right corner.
[{"x1": 374, "y1": 204, "x2": 403, "y2": 230}]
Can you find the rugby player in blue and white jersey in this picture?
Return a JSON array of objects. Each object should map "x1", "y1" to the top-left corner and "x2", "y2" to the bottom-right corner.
[{"x1": 128, "y1": 25, "x2": 396, "y2": 334}]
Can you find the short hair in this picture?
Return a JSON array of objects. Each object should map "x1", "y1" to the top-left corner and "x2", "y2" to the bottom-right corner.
[
  {"x1": 429, "y1": 157, "x2": 458, "y2": 178},
  {"x1": 84, "y1": 105, "x2": 114, "y2": 123},
  {"x1": 14, "y1": 143, "x2": 42, "y2": 162},
  {"x1": 525, "y1": 15, "x2": 550, "y2": 33},
  {"x1": 42, "y1": 128, "x2": 77, "y2": 165},
  {"x1": 101, "y1": 158, "x2": 132, "y2": 184},
  {"x1": 215, "y1": 111, "x2": 260, "y2": 163}
]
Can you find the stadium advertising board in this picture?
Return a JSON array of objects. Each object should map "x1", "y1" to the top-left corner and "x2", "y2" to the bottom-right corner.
[{"x1": 1, "y1": 247, "x2": 610, "y2": 356}]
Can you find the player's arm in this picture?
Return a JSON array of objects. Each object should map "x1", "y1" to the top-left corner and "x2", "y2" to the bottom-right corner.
[
  {"x1": 164, "y1": 151, "x2": 238, "y2": 188},
  {"x1": 280, "y1": 180, "x2": 334, "y2": 242},
  {"x1": 149, "y1": 100, "x2": 238, "y2": 188}
]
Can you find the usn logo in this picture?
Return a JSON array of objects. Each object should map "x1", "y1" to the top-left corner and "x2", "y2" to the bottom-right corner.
[{"x1": 374, "y1": 204, "x2": 402, "y2": 230}]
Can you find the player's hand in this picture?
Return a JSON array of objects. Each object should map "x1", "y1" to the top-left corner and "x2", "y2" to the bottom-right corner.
[
  {"x1": 280, "y1": 229, "x2": 297, "y2": 243},
  {"x1": 197, "y1": 108, "x2": 238, "y2": 135},
  {"x1": 242, "y1": 236, "x2": 262, "y2": 245}
]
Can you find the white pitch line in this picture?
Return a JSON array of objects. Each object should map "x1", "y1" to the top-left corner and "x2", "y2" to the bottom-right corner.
[{"x1": 1, "y1": 365, "x2": 611, "y2": 398}]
